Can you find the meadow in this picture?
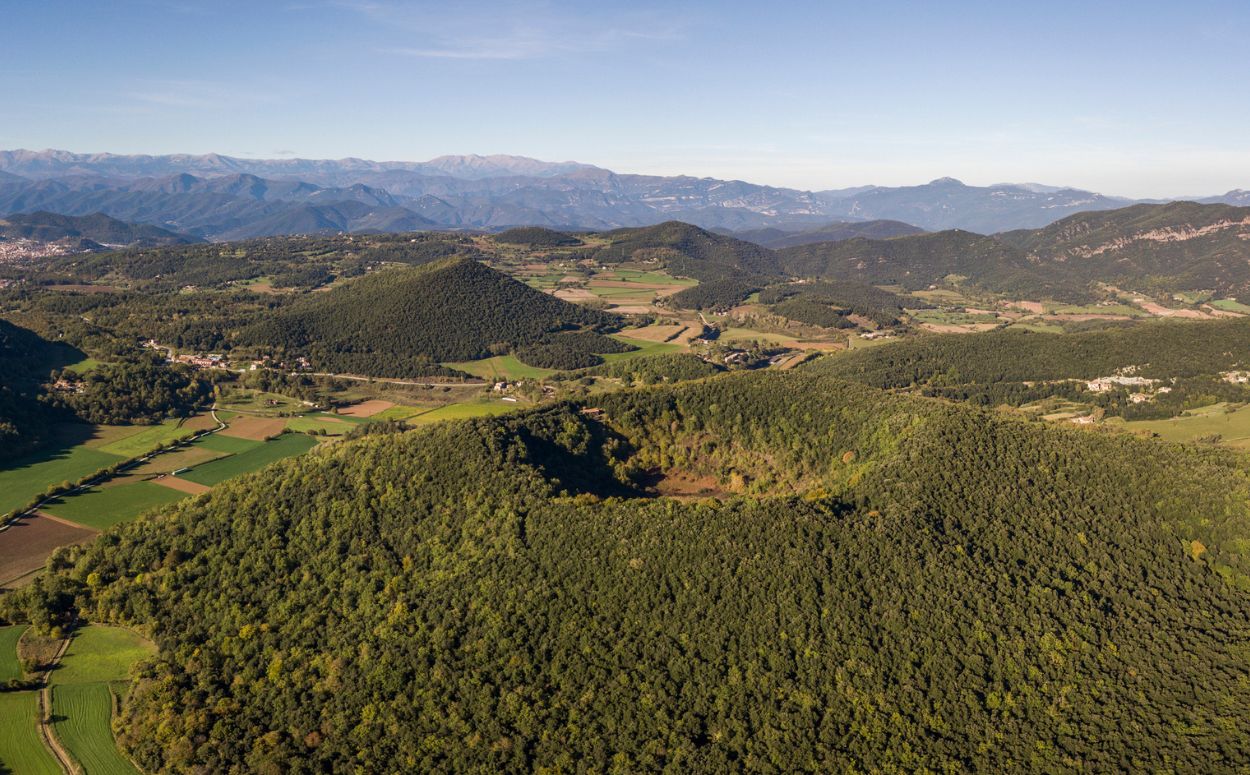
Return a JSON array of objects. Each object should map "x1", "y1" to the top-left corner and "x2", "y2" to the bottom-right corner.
[
  {"x1": 0, "y1": 691, "x2": 61, "y2": 775},
  {"x1": 42, "y1": 481, "x2": 189, "y2": 530},
  {"x1": 179, "y1": 432, "x2": 319, "y2": 486}
]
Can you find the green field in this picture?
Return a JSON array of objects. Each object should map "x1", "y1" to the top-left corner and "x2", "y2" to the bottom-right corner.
[
  {"x1": 0, "y1": 691, "x2": 61, "y2": 775},
  {"x1": 192, "y1": 433, "x2": 263, "y2": 455},
  {"x1": 407, "y1": 401, "x2": 521, "y2": 425},
  {"x1": 1049, "y1": 303, "x2": 1145, "y2": 317},
  {"x1": 50, "y1": 683, "x2": 139, "y2": 775},
  {"x1": 369, "y1": 405, "x2": 430, "y2": 421},
  {"x1": 716, "y1": 327, "x2": 803, "y2": 345},
  {"x1": 55, "y1": 626, "x2": 156, "y2": 686},
  {"x1": 1115, "y1": 402, "x2": 1250, "y2": 448},
  {"x1": 285, "y1": 416, "x2": 356, "y2": 435},
  {"x1": 65, "y1": 357, "x2": 104, "y2": 375},
  {"x1": 444, "y1": 354, "x2": 557, "y2": 380},
  {"x1": 0, "y1": 444, "x2": 125, "y2": 515},
  {"x1": 216, "y1": 390, "x2": 306, "y2": 415},
  {"x1": 600, "y1": 335, "x2": 683, "y2": 362},
  {"x1": 0, "y1": 625, "x2": 27, "y2": 682},
  {"x1": 95, "y1": 418, "x2": 199, "y2": 458},
  {"x1": 1210, "y1": 298, "x2": 1250, "y2": 313},
  {"x1": 49, "y1": 626, "x2": 155, "y2": 775},
  {"x1": 43, "y1": 481, "x2": 189, "y2": 530},
  {"x1": 180, "y1": 433, "x2": 318, "y2": 486}
]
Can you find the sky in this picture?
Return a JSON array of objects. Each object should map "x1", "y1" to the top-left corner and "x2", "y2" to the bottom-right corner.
[{"x1": 2, "y1": 0, "x2": 1249, "y2": 197}]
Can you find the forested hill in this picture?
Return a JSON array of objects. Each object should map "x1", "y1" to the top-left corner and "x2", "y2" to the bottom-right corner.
[
  {"x1": 724, "y1": 218, "x2": 925, "y2": 249},
  {"x1": 593, "y1": 221, "x2": 782, "y2": 282},
  {"x1": 241, "y1": 257, "x2": 628, "y2": 376},
  {"x1": 0, "y1": 210, "x2": 199, "y2": 246},
  {"x1": 808, "y1": 317, "x2": 1250, "y2": 386},
  {"x1": 997, "y1": 201, "x2": 1250, "y2": 296},
  {"x1": 9, "y1": 371, "x2": 1250, "y2": 772},
  {"x1": 0, "y1": 319, "x2": 81, "y2": 460},
  {"x1": 774, "y1": 229, "x2": 1048, "y2": 294}
]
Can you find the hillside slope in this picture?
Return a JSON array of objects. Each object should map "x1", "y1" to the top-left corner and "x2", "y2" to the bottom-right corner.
[
  {"x1": 998, "y1": 201, "x2": 1250, "y2": 296},
  {"x1": 0, "y1": 211, "x2": 198, "y2": 246},
  {"x1": 10, "y1": 371, "x2": 1250, "y2": 772},
  {"x1": 241, "y1": 258, "x2": 626, "y2": 376}
]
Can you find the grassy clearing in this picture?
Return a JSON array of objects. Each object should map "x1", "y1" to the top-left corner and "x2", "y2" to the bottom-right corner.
[
  {"x1": 65, "y1": 357, "x2": 104, "y2": 375},
  {"x1": 56, "y1": 626, "x2": 156, "y2": 685},
  {"x1": 95, "y1": 418, "x2": 198, "y2": 458},
  {"x1": 0, "y1": 625, "x2": 26, "y2": 682},
  {"x1": 192, "y1": 434, "x2": 263, "y2": 455},
  {"x1": 717, "y1": 327, "x2": 803, "y2": 346},
  {"x1": 369, "y1": 405, "x2": 429, "y2": 421},
  {"x1": 1115, "y1": 402, "x2": 1250, "y2": 447},
  {"x1": 444, "y1": 355, "x2": 556, "y2": 381},
  {"x1": 1049, "y1": 303, "x2": 1144, "y2": 316},
  {"x1": 1211, "y1": 298, "x2": 1250, "y2": 313},
  {"x1": 0, "y1": 691, "x2": 61, "y2": 775},
  {"x1": 0, "y1": 445, "x2": 125, "y2": 516},
  {"x1": 180, "y1": 433, "x2": 318, "y2": 486},
  {"x1": 216, "y1": 390, "x2": 306, "y2": 416},
  {"x1": 51, "y1": 683, "x2": 139, "y2": 775},
  {"x1": 407, "y1": 401, "x2": 521, "y2": 425},
  {"x1": 42, "y1": 481, "x2": 188, "y2": 530},
  {"x1": 600, "y1": 335, "x2": 683, "y2": 362},
  {"x1": 285, "y1": 416, "x2": 354, "y2": 435}
]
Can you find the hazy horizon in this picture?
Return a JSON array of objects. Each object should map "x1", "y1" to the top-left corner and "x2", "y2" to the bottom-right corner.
[{"x1": 4, "y1": 0, "x2": 1250, "y2": 198}]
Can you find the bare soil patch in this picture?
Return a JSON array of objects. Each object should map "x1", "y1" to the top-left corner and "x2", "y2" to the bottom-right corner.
[
  {"x1": 624, "y1": 323, "x2": 688, "y2": 342},
  {"x1": 1133, "y1": 299, "x2": 1209, "y2": 318},
  {"x1": 220, "y1": 416, "x2": 288, "y2": 440},
  {"x1": 652, "y1": 471, "x2": 728, "y2": 499},
  {"x1": 340, "y1": 399, "x2": 395, "y2": 418},
  {"x1": 0, "y1": 514, "x2": 96, "y2": 588},
  {"x1": 1010, "y1": 301, "x2": 1046, "y2": 314},
  {"x1": 610, "y1": 305, "x2": 655, "y2": 314},
  {"x1": 553, "y1": 288, "x2": 598, "y2": 302},
  {"x1": 151, "y1": 476, "x2": 212, "y2": 495},
  {"x1": 127, "y1": 447, "x2": 222, "y2": 478}
]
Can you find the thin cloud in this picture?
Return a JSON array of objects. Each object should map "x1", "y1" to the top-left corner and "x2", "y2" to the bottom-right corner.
[{"x1": 122, "y1": 79, "x2": 281, "y2": 110}]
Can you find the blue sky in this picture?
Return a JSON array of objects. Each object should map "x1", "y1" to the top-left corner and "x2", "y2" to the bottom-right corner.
[{"x1": 3, "y1": 0, "x2": 1248, "y2": 196}]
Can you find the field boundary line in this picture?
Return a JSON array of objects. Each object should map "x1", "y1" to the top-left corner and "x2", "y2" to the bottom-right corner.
[{"x1": 36, "y1": 635, "x2": 77, "y2": 775}]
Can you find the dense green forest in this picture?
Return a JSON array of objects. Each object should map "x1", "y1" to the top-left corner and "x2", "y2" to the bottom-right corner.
[
  {"x1": 0, "y1": 319, "x2": 81, "y2": 461},
  {"x1": 46, "y1": 352, "x2": 212, "y2": 425},
  {"x1": 812, "y1": 318, "x2": 1250, "y2": 386},
  {"x1": 494, "y1": 226, "x2": 584, "y2": 247},
  {"x1": 8, "y1": 371, "x2": 1250, "y2": 772},
  {"x1": 241, "y1": 258, "x2": 626, "y2": 376}
]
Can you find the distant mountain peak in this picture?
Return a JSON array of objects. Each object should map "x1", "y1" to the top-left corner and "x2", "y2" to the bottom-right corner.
[{"x1": 929, "y1": 177, "x2": 965, "y2": 186}]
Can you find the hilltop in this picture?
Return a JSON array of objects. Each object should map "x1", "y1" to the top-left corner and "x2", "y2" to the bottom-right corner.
[
  {"x1": 998, "y1": 201, "x2": 1250, "y2": 295},
  {"x1": 241, "y1": 258, "x2": 629, "y2": 376},
  {"x1": 9, "y1": 370, "x2": 1250, "y2": 772}
]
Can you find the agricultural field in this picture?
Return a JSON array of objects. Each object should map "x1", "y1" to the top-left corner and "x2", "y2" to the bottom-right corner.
[
  {"x1": 1110, "y1": 402, "x2": 1250, "y2": 448},
  {"x1": 93, "y1": 417, "x2": 205, "y2": 458},
  {"x1": 50, "y1": 626, "x2": 155, "y2": 775},
  {"x1": 599, "y1": 335, "x2": 683, "y2": 362},
  {"x1": 41, "y1": 481, "x2": 189, "y2": 530},
  {"x1": 215, "y1": 389, "x2": 307, "y2": 416},
  {"x1": 406, "y1": 400, "x2": 522, "y2": 425},
  {"x1": 1210, "y1": 298, "x2": 1250, "y2": 314},
  {"x1": 0, "y1": 514, "x2": 96, "y2": 589},
  {"x1": 179, "y1": 432, "x2": 319, "y2": 486},
  {"x1": 0, "y1": 439, "x2": 124, "y2": 516},
  {"x1": 0, "y1": 624, "x2": 25, "y2": 681},
  {"x1": 445, "y1": 354, "x2": 557, "y2": 381},
  {"x1": 0, "y1": 691, "x2": 61, "y2": 775}
]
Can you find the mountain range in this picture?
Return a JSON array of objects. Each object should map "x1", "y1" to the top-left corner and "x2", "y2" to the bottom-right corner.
[{"x1": 2, "y1": 149, "x2": 1247, "y2": 240}]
